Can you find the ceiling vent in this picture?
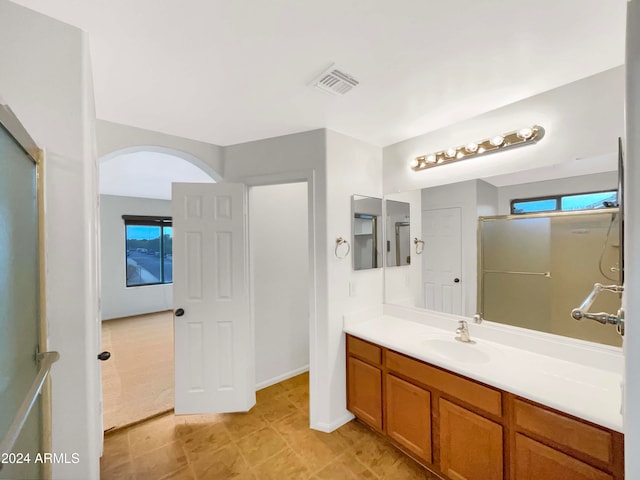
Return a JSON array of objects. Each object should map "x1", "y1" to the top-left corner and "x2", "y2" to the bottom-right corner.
[{"x1": 312, "y1": 65, "x2": 359, "y2": 96}]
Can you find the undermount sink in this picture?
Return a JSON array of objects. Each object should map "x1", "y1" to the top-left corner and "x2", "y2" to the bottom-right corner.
[{"x1": 422, "y1": 337, "x2": 492, "y2": 364}]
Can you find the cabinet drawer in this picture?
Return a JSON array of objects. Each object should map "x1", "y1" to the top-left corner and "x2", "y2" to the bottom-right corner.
[
  {"x1": 387, "y1": 350, "x2": 502, "y2": 417},
  {"x1": 347, "y1": 335, "x2": 382, "y2": 366},
  {"x1": 513, "y1": 399, "x2": 612, "y2": 464},
  {"x1": 515, "y1": 434, "x2": 612, "y2": 480}
]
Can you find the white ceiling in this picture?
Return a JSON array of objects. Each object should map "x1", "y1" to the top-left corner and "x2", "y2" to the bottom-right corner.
[
  {"x1": 10, "y1": 0, "x2": 626, "y2": 147},
  {"x1": 100, "y1": 151, "x2": 215, "y2": 200}
]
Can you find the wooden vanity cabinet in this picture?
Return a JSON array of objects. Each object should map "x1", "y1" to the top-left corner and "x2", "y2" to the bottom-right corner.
[
  {"x1": 440, "y1": 398, "x2": 503, "y2": 480},
  {"x1": 346, "y1": 336, "x2": 383, "y2": 432},
  {"x1": 345, "y1": 333, "x2": 625, "y2": 480},
  {"x1": 385, "y1": 373, "x2": 432, "y2": 463}
]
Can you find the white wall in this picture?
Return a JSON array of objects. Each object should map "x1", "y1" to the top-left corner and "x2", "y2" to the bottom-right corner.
[
  {"x1": 497, "y1": 171, "x2": 618, "y2": 215},
  {"x1": 96, "y1": 119, "x2": 223, "y2": 180},
  {"x1": 224, "y1": 128, "x2": 384, "y2": 432},
  {"x1": 100, "y1": 195, "x2": 172, "y2": 320},
  {"x1": 383, "y1": 67, "x2": 624, "y2": 194},
  {"x1": 250, "y1": 183, "x2": 309, "y2": 388},
  {"x1": 325, "y1": 129, "x2": 383, "y2": 427},
  {"x1": 0, "y1": 1, "x2": 100, "y2": 478},
  {"x1": 625, "y1": 1, "x2": 640, "y2": 477},
  {"x1": 223, "y1": 129, "x2": 331, "y2": 430}
]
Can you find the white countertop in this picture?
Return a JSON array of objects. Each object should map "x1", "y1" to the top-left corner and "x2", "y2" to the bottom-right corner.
[{"x1": 344, "y1": 312, "x2": 624, "y2": 432}]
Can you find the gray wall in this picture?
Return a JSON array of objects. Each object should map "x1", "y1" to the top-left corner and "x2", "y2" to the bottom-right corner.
[{"x1": 100, "y1": 195, "x2": 172, "y2": 320}]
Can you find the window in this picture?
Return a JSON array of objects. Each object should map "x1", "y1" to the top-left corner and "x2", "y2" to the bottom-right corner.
[
  {"x1": 511, "y1": 190, "x2": 617, "y2": 215},
  {"x1": 123, "y1": 215, "x2": 172, "y2": 286}
]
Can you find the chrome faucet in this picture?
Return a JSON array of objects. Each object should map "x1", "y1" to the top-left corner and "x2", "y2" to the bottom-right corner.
[{"x1": 455, "y1": 320, "x2": 473, "y2": 343}]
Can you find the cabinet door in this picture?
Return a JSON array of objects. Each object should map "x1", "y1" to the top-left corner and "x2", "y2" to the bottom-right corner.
[
  {"x1": 515, "y1": 434, "x2": 612, "y2": 480},
  {"x1": 347, "y1": 356, "x2": 382, "y2": 431},
  {"x1": 386, "y1": 374, "x2": 432, "y2": 463},
  {"x1": 440, "y1": 398, "x2": 503, "y2": 480}
]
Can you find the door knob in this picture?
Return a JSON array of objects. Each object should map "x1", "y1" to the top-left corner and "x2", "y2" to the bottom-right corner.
[
  {"x1": 454, "y1": 278, "x2": 460, "y2": 283},
  {"x1": 97, "y1": 351, "x2": 111, "y2": 361},
  {"x1": 175, "y1": 308, "x2": 185, "y2": 317}
]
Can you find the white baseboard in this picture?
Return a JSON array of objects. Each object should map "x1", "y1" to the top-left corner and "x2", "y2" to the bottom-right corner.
[
  {"x1": 255, "y1": 365, "x2": 309, "y2": 390},
  {"x1": 312, "y1": 411, "x2": 355, "y2": 433}
]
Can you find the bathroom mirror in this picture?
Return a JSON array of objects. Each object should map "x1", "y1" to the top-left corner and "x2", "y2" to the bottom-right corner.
[
  {"x1": 385, "y1": 200, "x2": 411, "y2": 267},
  {"x1": 352, "y1": 195, "x2": 383, "y2": 270},
  {"x1": 383, "y1": 155, "x2": 623, "y2": 347}
]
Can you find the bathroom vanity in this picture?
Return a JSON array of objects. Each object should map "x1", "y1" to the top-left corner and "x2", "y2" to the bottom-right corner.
[{"x1": 344, "y1": 307, "x2": 625, "y2": 480}]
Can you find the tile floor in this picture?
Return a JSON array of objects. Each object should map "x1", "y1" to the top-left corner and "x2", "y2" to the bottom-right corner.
[{"x1": 101, "y1": 373, "x2": 442, "y2": 479}]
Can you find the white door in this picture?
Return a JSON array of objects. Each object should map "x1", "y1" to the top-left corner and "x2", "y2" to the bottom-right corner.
[
  {"x1": 422, "y1": 207, "x2": 463, "y2": 314},
  {"x1": 172, "y1": 182, "x2": 255, "y2": 414}
]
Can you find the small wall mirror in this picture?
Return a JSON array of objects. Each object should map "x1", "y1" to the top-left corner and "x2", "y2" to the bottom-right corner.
[
  {"x1": 352, "y1": 195, "x2": 383, "y2": 270},
  {"x1": 385, "y1": 200, "x2": 411, "y2": 267}
]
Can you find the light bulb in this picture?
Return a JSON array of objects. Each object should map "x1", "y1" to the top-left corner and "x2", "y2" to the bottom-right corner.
[
  {"x1": 436, "y1": 157, "x2": 444, "y2": 164},
  {"x1": 456, "y1": 151, "x2": 464, "y2": 159},
  {"x1": 517, "y1": 127, "x2": 533, "y2": 140},
  {"x1": 426, "y1": 154, "x2": 437, "y2": 163},
  {"x1": 478, "y1": 147, "x2": 485, "y2": 154},
  {"x1": 490, "y1": 135, "x2": 504, "y2": 147},
  {"x1": 410, "y1": 158, "x2": 419, "y2": 168},
  {"x1": 465, "y1": 142, "x2": 478, "y2": 153},
  {"x1": 445, "y1": 148, "x2": 457, "y2": 158}
]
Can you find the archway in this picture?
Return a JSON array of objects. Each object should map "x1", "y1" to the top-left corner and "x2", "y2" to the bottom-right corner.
[{"x1": 97, "y1": 146, "x2": 219, "y2": 430}]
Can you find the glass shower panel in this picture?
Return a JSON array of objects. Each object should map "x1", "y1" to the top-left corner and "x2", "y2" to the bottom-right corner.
[
  {"x1": 480, "y1": 211, "x2": 622, "y2": 347},
  {"x1": 0, "y1": 123, "x2": 42, "y2": 479},
  {"x1": 481, "y1": 217, "x2": 551, "y2": 331},
  {"x1": 549, "y1": 213, "x2": 621, "y2": 346}
]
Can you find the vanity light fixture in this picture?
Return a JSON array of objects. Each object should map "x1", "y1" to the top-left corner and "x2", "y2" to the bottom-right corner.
[{"x1": 411, "y1": 125, "x2": 545, "y2": 171}]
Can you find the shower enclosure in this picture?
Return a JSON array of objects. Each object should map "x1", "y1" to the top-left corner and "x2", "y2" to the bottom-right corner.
[
  {"x1": 479, "y1": 209, "x2": 622, "y2": 347},
  {"x1": 0, "y1": 111, "x2": 49, "y2": 479}
]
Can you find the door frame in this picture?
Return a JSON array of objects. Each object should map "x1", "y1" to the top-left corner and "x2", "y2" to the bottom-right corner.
[
  {"x1": 0, "y1": 104, "x2": 51, "y2": 476},
  {"x1": 241, "y1": 170, "x2": 318, "y2": 421}
]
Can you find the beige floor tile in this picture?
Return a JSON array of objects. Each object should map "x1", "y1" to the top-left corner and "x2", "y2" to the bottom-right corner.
[
  {"x1": 378, "y1": 453, "x2": 443, "y2": 480},
  {"x1": 181, "y1": 422, "x2": 232, "y2": 463},
  {"x1": 287, "y1": 431, "x2": 345, "y2": 473},
  {"x1": 101, "y1": 428, "x2": 131, "y2": 467},
  {"x1": 255, "y1": 382, "x2": 287, "y2": 403},
  {"x1": 100, "y1": 460, "x2": 136, "y2": 480},
  {"x1": 313, "y1": 452, "x2": 378, "y2": 480},
  {"x1": 351, "y1": 436, "x2": 405, "y2": 472},
  {"x1": 250, "y1": 447, "x2": 310, "y2": 480},
  {"x1": 160, "y1": 465, "x2": 196, "y2": 479},
  {"x1": 280, "y1": 371, "x2": 309, "y2": 391},
  {"x1": 223, "y1": 411, "x2": 268, "y2": 441},
  {"x1": 189, "y1": 444, "x2": 252, "y2": 479},
  {"x1": 133, "y1": 441, "x2": 188, "y2": 479},
  {"x1": 250, "y1": 392, "x2": 298, "y2": 424},
  {"x1": 128, "y1": 413, "x2": 179, "y2": 457},
  {"x1": 234, "y1": 426, "x2": 287, "y2": 467},
  {"x1": 99, "y1": 373, "x2": 440, "y2": 480}
]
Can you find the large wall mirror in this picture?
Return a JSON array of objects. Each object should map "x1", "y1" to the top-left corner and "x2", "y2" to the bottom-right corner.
[
  {"x1": 352, "y1": 195, "x2": 383, "y2": 270},
  {"x1": 383, "y1": 153, "x2": 624, "y2": 347}
]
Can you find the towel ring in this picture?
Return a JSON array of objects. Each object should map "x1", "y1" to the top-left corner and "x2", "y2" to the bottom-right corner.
[
  {"x1": 414, "y1": 238, "x2": 424, "y2": 255},
  {"x1": 335, "y1": 237, "x2": 351, "y2": 259}
]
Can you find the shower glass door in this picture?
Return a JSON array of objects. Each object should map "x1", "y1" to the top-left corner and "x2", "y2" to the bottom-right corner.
[{"x1": 0, "y1": 122, "x2": 42, "y2": 480}]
